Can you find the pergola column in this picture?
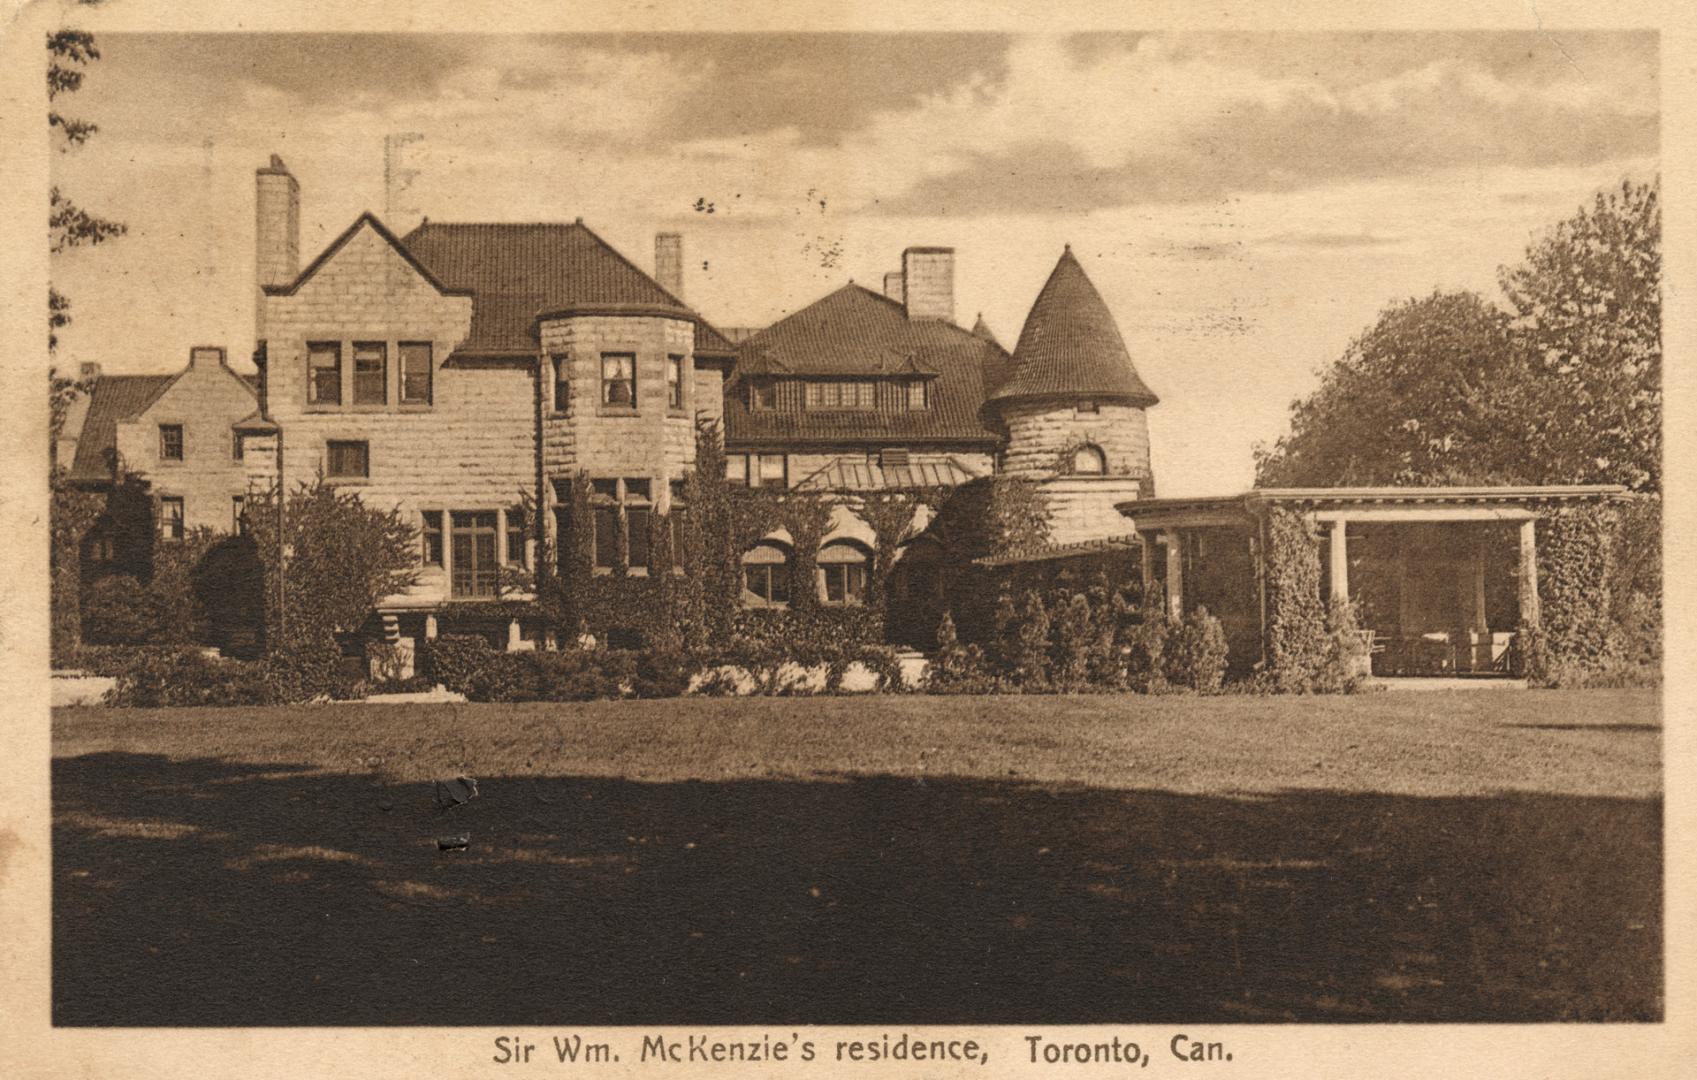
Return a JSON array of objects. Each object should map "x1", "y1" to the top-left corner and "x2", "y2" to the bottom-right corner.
[
  {"x1": 1162, "y1": 530, "x2": 1184, "y2": 620},
  {"x1": 1328, "y1": 518, "x2": 1349, "y2": 605},
  {"x1": 1518, "y1": 518, "x2": 1541, "y2": 629}
]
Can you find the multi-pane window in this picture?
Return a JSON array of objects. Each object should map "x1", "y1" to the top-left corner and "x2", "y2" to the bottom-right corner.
[
  {"x1": 741, "y1": 541, "x2": 791, "y2": 605},
  {"x1": 749, "y1": 379, "x2": 777, "y2": 411},
  {"x1": 552, "y1": 355, "x2": 569, "y2": 413},
  {"x1": 804, "y1": 381, "x2": 875, "y2": 410},
  {"x1": 400, "y1": 342, "x2": 432, "y2": 404},
  {"x1": 667, "y1": 354, "x2": 686, "y2": 410},
  {"x1": 601, "y1": 352, "x2": 636, "y2": 408},
  {"x1": 819, "y1": 540, "x2": 871, "y2": 606},
  {"x1": 422, "y1": 510, "x2": 444, "y2": 566},
  {"x1": 158, "y1": 496, "x2": 185, "y2": 541},
  {"x1": 307, "y1": 342, "x2": 342, "y2": 405},
  {"x1": 231, "y1": 495, "x2": 247, "y2": 535},
  {"x1": 906, "y1": 381, "x2": 929, "y2": 410},
  {"x1": 353, "y1": 342, "x2": 387, "y2": 405},
  {"x1": 326, "y1": 439, "x2": 369, "y2": 479},
  {"x1": 505, "y1": 507, "x2": 528, "y2": 567},
  {"x1": 588, "y1": 478, "x2": 652, "y2": 572},
  {"x1": 450, "y1": 511, "x2": 498, "y2": 598},
  {"x1": 723, "y1": 453, "x2": 786, "y2": 488},
  {"x1": 159, "y1": 424, "x2": 184, "y2": 461}
]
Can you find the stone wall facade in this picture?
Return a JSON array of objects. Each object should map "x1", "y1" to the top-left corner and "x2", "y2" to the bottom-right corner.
[
  {"x1": 116, "y1": 350, "x2": 259, "y2": 534},
  {"x1": 998, "y1": 400, "x2": 1152, "y2": 482}
]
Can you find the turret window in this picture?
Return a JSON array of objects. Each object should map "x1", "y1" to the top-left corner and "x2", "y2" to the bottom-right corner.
[
  {"x1": 667, "y1": 354, "x2": 686, "y2": 410},
  {"x1": 601, "y1": 352, "x2": 636, "y2": 408},
  {"x1": 1072, "y1": 444, "x2": 1107, "y2": 475}
]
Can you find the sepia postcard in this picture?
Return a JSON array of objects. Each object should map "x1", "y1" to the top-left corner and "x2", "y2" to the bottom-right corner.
[{"x1": 0, "y1": 0, "x2": 1690, "y2": 1077}]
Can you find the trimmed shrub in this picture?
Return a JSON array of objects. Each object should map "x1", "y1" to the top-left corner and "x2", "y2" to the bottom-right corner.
[
  {"x1": 79, "y1": 575, "x2": 160, "y2": 645},
  {"x1": 923, "y1": 612, "x2": 999, "y2": 695},
  {"x1": 1264, "y1": 509, "x2": 1328, "y2": 690},
  {"x1": 1165, "y1": 606, "x2": 1229, "y2": 693},
  {"x1": 104, "y1": 651, "x2": 276, "y2": 708},
  {"x1": 629, "y1": 648, "x2": 693, "y2": 699},
  {"x1": 1125, "y1": 616, "x2": 1171, "y2": 693},
  {"x1": 55, "y1": 643, "x2": 203, "y2": 677},
  {"x1": 421, "y1": 634, "x2": 496, "y2": 694}
]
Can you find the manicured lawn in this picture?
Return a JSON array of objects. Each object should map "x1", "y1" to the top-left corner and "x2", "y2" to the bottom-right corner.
[{"x1": 53, "y1": 688, "x2": 1661, "y2": 1024}]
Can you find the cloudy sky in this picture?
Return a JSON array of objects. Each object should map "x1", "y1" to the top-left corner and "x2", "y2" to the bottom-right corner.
[{"x1": 50, "y1": 31, "x2": 1657, "y2": 495}]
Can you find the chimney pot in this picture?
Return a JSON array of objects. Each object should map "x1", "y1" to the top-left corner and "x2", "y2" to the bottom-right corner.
[
  {"x1": 882, "y1": 271, "x2": 904, "y2": 302},
  {"x1": 655, "y1": 232, "x2": 684, "y2": 299}
]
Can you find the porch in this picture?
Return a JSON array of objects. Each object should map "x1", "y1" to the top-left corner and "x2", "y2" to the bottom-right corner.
[{"x1": 1121, "y1": 485, "x2": 1628, "y2": 679}]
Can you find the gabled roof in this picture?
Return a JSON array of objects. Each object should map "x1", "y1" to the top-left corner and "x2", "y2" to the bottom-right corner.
[
  {"x1": 792, "y1": 455, "x2": 984, "y2": 491},
  {"x1": 989, "y1": 248, "x2": 1158, "y2": 409},
  {"x1": 262, "y1": 212, "x2": 470, "y2": 299},
  {"x1": 725, "y1": 284, "x2": 1008, "y2": 447},
  {"x1": 400, "y1": 221, "x2": 736, "y2": 357},
  {"x1": 67, "y1": 375, "x2": 175, "y2": 481}
]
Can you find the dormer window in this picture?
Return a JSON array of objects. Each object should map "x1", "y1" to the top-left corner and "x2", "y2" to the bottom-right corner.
[
  {"x1": 749, "y1": 379, "x2": 777, "y2": 411},
  {"x1": 804, "y1": 380, "x2": 874, "y2": 410},
  {"x1": 906, "y1": 381, "x2": 929, "y2": 410}
]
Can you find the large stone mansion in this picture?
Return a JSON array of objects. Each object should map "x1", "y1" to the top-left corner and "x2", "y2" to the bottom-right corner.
[{"x1": 63, "y1": 154, "x2": 1162, "y2": 651}]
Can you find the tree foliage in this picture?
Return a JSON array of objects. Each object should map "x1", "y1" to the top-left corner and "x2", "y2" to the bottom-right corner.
[
  {"x1": 48, "y1": 23, "x2": 127, "y2": 351},
  {"x1": 1256, "y1": 177, "x2": 1660, "y2": 493}
]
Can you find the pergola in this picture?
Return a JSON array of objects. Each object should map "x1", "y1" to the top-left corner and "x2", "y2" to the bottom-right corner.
[{"x1": 1118, "y1": 485, "x2": 1629, "y2": 676}]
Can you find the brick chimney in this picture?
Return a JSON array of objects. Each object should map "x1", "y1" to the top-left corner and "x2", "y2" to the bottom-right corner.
[
  {"x1": 901, "y1": 246, "x2": 954, "y2": 322},
  {"x1": 255, "y1": 154, "x2": 300, "y2": 291},
  {"x1": 882, "y1": 271, "x2": 904, "y2": 302},
  {"x1": 655, "y1": 232, "x2": 683, "y2": 299}
]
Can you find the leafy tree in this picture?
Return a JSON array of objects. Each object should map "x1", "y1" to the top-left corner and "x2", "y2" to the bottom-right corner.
[
  {"x1": 1499, "y1": 178, "x2": 1660, "y2": 491},
  {"x1": 244, "y1": 478, "x2": 420, "y2": 699},
  {"x1": 1254, "y1": 290, "x2": 1525, "y2": 487},
  {"x1": 49, "y1": 23, "x2": 127, "y2": 352},
  {"x1": 1256, "y1": 177, "x2": 1661, "y2": 493}
]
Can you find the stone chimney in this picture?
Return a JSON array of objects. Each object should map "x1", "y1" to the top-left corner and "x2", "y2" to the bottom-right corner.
[
  {"x1": 882, "y1": 271, "x2": 904, "y2": 302},
  {"x1": 189, "y1": 346, "x2": 225, "y2": 368},
  {"x1": 655, "y1": 232, "x2": 683, "y2": 299},
  {"x1": 255, "y1": 154, "x2": 300, "y2": 291},
  {"x1": 901, "y1": 246, "x2": 954, "y2": 322}
]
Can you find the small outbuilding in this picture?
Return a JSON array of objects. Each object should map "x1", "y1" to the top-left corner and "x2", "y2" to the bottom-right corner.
[{"x1": 1119, "y1": 485, "x2": 1631, "y2": 678}]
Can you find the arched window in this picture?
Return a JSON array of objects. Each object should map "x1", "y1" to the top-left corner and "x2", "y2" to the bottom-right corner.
[
  {"x1": 817, "y1": 539, "x2": 873, "y2": 606},
  {"x1": 741, "y1": 540, "x2": 791, "y2": 606},
  {"x1": 1072, "y1": 444, "x2": 1107, "y2": 475}
]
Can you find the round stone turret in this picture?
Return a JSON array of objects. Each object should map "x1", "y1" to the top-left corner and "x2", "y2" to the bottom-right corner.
[{"x1": 989, "y1": 248, "x2": 1157, "y2": 483}]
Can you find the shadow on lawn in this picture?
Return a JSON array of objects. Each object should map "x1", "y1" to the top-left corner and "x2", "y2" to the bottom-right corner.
[{"x1": 53, "y1": 752, "x2": 1660, "y2": 1026}]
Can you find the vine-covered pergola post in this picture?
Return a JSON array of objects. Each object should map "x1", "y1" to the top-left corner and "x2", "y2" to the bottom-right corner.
[{"x1": 1518, "y1": 519, "x2": 1541, "y2": 630}]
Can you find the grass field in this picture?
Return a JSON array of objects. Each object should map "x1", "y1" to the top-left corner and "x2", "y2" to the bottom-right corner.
[{"x1": 53, "y1": 688, "x2": 1662, "y2": 1025}]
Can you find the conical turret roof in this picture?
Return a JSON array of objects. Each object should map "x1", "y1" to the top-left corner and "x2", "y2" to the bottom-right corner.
[{"x1": 988, "y1": 247, "x2": 1158, "y2": 408}]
